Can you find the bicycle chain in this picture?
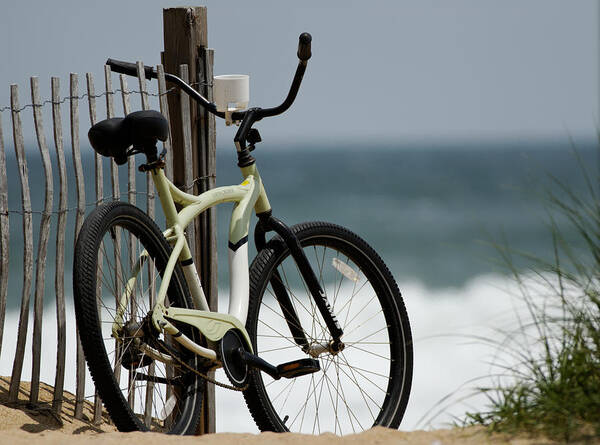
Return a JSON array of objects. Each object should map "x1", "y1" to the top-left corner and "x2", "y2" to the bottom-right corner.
[{"x1": 154, "y1": 338, "x2": 249, "y2": 392}]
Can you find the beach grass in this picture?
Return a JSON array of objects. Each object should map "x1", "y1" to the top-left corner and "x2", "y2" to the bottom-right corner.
[{"x1": 462, "y1": 147, "x2": 600, "y2": 441}]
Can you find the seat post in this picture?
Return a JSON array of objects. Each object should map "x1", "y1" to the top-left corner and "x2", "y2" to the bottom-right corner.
[{"x1": 142, "y1": 143, "x2": 159, "y2": 163}]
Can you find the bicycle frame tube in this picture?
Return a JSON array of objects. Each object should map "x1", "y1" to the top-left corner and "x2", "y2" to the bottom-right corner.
[{"x1": 150, "y1": 167, "x2": 263, "y2": 325}]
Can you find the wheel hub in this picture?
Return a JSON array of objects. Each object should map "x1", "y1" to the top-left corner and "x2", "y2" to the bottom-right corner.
[
  {"x1": 119, "y1": 317, "x2": 157, "y2": 369},
  {"x1": 306, "y1": 340, "x2": 345, "y2": 358}
]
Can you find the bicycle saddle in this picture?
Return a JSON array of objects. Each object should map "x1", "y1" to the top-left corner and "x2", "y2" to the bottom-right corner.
[{"x1": 88, "y1": 110, "x2": 169, "y2": 165}]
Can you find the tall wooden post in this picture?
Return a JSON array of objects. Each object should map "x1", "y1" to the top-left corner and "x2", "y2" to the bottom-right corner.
[{"x1": 162, "y1": 6, "x2": 217, "y2": 434}]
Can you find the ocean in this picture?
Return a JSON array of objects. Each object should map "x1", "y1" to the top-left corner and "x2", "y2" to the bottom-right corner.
[{"x1": 0, "y1": 138, "x2": 596, "y2": 431}]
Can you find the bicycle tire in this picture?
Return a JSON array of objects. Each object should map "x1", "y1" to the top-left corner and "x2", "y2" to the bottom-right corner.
[
  {"x1": 73, "y1": 201, "x2": 203, "y2": 433},
  {"x1": 243, "y1": 221, "x2": 413, "y2": 434}
]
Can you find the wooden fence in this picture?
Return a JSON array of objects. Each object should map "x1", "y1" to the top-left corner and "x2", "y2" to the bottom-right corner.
[{"x1": 0, "y1": 54, "x2": 216, "y2": 426}]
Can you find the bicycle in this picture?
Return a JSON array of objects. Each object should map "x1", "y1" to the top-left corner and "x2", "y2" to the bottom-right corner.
[{"x1": 73, "y1": 33, "x2": 413, "y2": 435}]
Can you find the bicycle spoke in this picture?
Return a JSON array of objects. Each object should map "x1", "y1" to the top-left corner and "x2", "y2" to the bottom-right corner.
[
  {"x1": 345, "y1": 324, "x2": 389, "y2": 346},
  {"x1": 321, "y1": 362, "x2": 364, "y2": 432},
  {"x1": 341, "y1": 258, "x2": 361, "y2": 329},
  {"x1": 291, "y1": 259, "x2": 321, "y2": 341},
  {"x1": 258, "y1": 318, "x2": 305, "y2": 351},
  {"x1": 269, "y1": 376, "x2": 296, "y2": 406},
  {"x1": 344, "y1": 343, "x2": 391, "y2": 361},
  {"x1": 320, "y1": 356, "x2": 343, "y2": 434},
  {"x1": 335, "y1": 358, "x2": 391, "y2": 383},
  {"x1": 333, "y1": 280, "x2": 372, "y2": 328},
  {"x1": 280, "y1": 262, "x2": 329, "y2": 337},
  {"x1": 287, "y1": 368, "x2": 328, "y2": 430},
  {"x1": 332, "y1": 251, "x2": 345, "y2": 311},
  {"x1": 310, "y1": 371, "x2": 321, "y2": 434},
  {"x1": 260, "y1": 296, "x2": 313, "y2": 342},
  {"x1": 256, "y1": 344, "x2": 299, "y2": 354},
  {"x1": 336, "y1": 355, "x2": 382, "y2": 416}
]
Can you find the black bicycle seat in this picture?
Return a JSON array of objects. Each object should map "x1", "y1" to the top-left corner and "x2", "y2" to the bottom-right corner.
[{"x1": 88, "y1": 110, "x2": 169, "y2": 164}]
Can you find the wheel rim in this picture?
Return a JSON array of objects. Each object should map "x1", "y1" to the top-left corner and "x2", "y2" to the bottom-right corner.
[
  {"x1": 254, "y1": 238, "x2": 400, "y2": 434},
  {"x1": 93, "y1": 219, "x2": 196, "y2": 432}
]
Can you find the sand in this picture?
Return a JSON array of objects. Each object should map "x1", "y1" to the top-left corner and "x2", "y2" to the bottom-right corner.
[{"x1": 0, "y1": 377, "x2": 595, "y2": 445}]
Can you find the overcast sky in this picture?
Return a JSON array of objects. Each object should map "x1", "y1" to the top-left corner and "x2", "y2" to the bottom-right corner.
[{"x1": 0, "y1": 1, "x2": 597, "y2": 145}]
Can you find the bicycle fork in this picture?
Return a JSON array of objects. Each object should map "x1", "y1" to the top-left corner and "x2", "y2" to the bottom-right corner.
[{"x1": 254, "y1": 213, "x2": 345, "y2": 355}]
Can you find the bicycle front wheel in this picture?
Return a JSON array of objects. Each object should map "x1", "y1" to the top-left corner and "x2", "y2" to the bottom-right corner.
[
  {"x1": 73, "y1": 201, "x2": 203, "y2": 433},
  {"x1": 244, "y1": 221, "x2": 413, "y2": 434}
]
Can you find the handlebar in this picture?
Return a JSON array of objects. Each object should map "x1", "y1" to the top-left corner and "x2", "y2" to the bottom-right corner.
[
  {"x1": 106, "y1": 32, "x2": 312, "y2": 125},
  {"x1": 106, "y1": 59, "x2": 156, "y2": 80},
  {"x1": 106, "y1": 58, "x2": 222, "y2": 116}
]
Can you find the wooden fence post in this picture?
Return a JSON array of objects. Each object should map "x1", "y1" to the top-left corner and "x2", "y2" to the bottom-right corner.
[
  {"x1": 196, "y1": 47, "x2": 218, "y2": 435},
  {"x1": 162, "y1": 6, "x2": 217, "y2": 434}
]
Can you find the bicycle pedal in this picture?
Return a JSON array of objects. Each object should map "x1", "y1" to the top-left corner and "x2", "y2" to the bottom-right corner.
[{"x1": 276, "y1": 358, "x2": 320, "y2": 379}]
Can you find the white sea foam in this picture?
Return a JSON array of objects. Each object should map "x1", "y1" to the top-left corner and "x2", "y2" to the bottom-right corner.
[
  {"x1": 0, "y1": 272, "x2": 555, "y2": 432},
  {"x1": 214, "y1": 272, "x2": 553, "y2": 432}
]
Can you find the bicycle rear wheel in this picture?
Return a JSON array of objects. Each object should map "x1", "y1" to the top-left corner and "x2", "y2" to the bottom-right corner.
[
  {"x1": 244, "y1": 221, "x2": 413, "y2": 434},
  {"x1": 73, "y1": 201, "x2": 203, "y2": 433}
]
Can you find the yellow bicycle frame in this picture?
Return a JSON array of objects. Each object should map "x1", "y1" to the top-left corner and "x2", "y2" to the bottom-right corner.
[{"x1": 121, "y1": 163, "x2": 271, "y2": 363}]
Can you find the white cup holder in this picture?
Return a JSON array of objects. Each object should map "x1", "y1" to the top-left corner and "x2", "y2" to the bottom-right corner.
[{"x1": 213, "y1": 74, "x2": 249, "y2": 114}]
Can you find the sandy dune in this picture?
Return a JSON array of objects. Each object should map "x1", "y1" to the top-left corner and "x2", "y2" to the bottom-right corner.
[{"x1": 0, "y1": 377, "x2": 592, "y2": 445}]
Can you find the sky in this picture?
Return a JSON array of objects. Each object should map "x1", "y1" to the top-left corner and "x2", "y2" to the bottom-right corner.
[{"x1": 0, "y1": 1, "x2": 598, "y2": 145}]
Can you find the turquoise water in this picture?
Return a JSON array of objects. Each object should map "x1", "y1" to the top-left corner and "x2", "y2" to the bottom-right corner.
[
  {"x1": 216, "y1": 140, "x2": 595, "y2": 288},
  {"x1": 1, "y1": 139, "x2": 596, "y2": 308}
]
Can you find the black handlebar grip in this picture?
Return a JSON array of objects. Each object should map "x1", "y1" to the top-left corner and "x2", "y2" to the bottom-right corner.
[
  {"x1": 297, "y1": 32, "x2": 312, "y2": 61},
  {"x1": 106, "y1": 59, "x2": 156, "y2": 79}
]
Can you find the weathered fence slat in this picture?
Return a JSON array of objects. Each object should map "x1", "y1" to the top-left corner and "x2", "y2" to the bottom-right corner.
[
  {"x1": 0, "y1": 115, "x2": 8, "y2": 358},
  {"x1": 104, "y1": 66, "x2": 120, "y2": 201},
  {"x1": 119, "y1": 74, "x2": 135, "y2": 206},
  {"x1": 71, "y1": 73, "x2": 87, "y2": 419},
  {"x1": 198, "y1": 48, "x2": 217, "y2": 312},
  {"x1": 198, "y1": 47, "x2": 218, "y2": 433},
  {"x1": 156, "y1": 65, "x2": 173, "y2": 181},
  {"x1": 116, "y1": 73, "x2": 137, "y2": 411},
  {"x1": 8, "y1": 84, "x2": 34, "y2": 403},
  {"x1": 117, "y1": 75, "x2": 136, "y2": 300},
  {"x1": 87, "y1": 72, "x2": 104, "y2": 424},
  {"x1": 137, "y1": 61, "x2": 150, "y2": 111},
  {"x1": 119, "y1": 71, "x2": 138, "y2": 396},
  {"x1": 179, "y1": 65, "x2": 196, "y2": 260},
  {"x1": 137, "y1": 62, "x2": 155, "y2": 218},
  {"x1": 87, "y1": 73, "x2": 103, "y2": 204},
  {"x1": 119, "y1": 74, "x2": 130, "y2": 118},
  {"x1": 29, "y1": 76, "x2": 54, "y2": 404},
  {"x1": 136, "y1": 61, "x2": 157, "y2": 427},
  {"x1": 105, "y1": 66, "x2": 123, "y2": 392},
  {"x1": 51, "y1": 77, "x2": 68, "y2": 413},
  {"x1": 155, "y1": 63, "x2": 176, "y2": 419}
]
